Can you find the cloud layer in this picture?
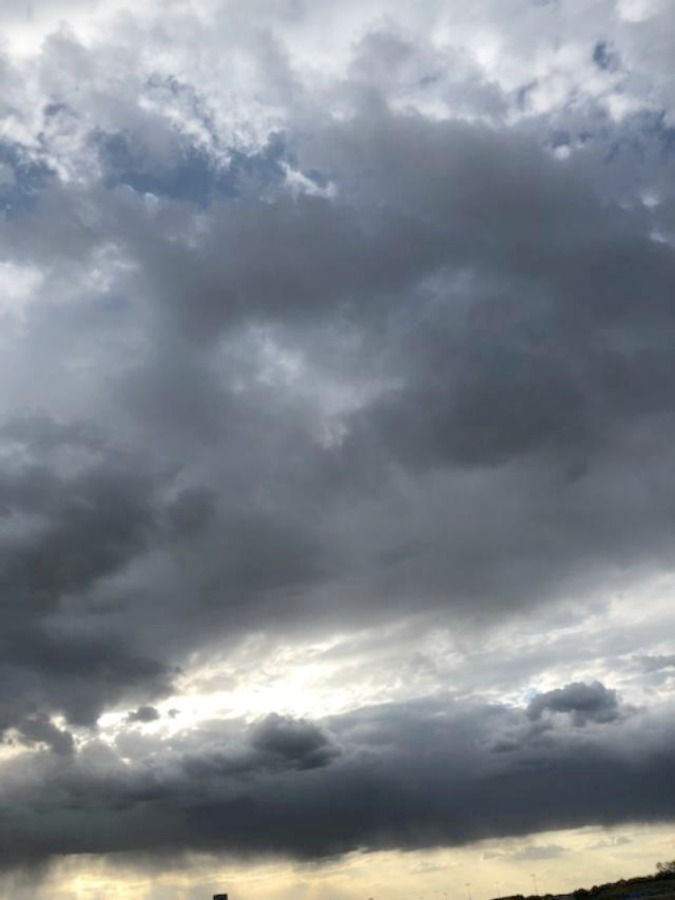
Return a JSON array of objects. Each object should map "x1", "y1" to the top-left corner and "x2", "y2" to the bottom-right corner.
[
  {"x1": 2, "y1": 688, "x2": 674, "y2": 866},
  {"x1": 0, "y1": 0, "x2": 674, "y2": 878}
]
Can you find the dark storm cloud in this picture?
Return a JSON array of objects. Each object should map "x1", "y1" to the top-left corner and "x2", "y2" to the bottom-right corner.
[
  {"x1": 526, "y1": 682, "x2": 622, "y2": 726},
  {"x1": 307, "y1": 111, "x2": 675, "y2": 462},
  {"x1": 125, "y1": 706, "x2": 160, "y2": 725},
  {"x1": 0, "y1": 416, "x2": 174, "y2": 736},
  {"x1": 4, "y1": 100, "x2": 675, "y2": 728},
  {"x1": 13, "y1": 713, "x2": 75, "y2": 756},
  {"x1": 3, "y1": 96, "x2": 675, "y2": 696},
  {"x1": 248, "y1": 713, "x2": 340, "y2": 770},
  {"x1": 0, "y1": 687, "x2": 670, "y2": 866},
  {"x1": 90, "y1": 111, "x2": 675, "y2": 497}
]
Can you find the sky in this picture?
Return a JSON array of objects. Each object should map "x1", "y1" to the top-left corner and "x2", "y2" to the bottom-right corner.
[{"x1": 1, "y1": 1, "x2": 675, "y2": 898}]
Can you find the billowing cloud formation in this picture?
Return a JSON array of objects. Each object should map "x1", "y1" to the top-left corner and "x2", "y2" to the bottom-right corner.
[
  {"x1": 248, "y1": 713, "x2": 340, "y2": 770},
  {"x1": 527, "y1": 682, "x2": 622, "y2": 726},
  {"x1": 0, "y1": 687, "x2": 672, "y2": 867},
  {"x1": 0, "y1": 0, "x2": 675, "y2": 878}
]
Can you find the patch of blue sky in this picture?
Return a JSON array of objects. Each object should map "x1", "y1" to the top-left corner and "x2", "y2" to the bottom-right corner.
[
  {"x1": 514, "y1": 80, "x2": 538, "y2": 112},
  {"x1": 300, "y1": 168, "x2": 331, "y2": 191},
  {"x1": 649, "y1": 113, "x2": 675, "y2": 156},
  {"x1": 145, "y1": 73, "x2": 217, "y2": 132},
  {"x1": 97, "y1": 128, "x2": 334, "y2": 205},
  {"x1": 43, "y1": 102, "x2": 72, "y2": 120},
  {"x1": 604, "y1": 110, "x2": 675, "y2": 166},
  {"x1": 550, "y1": 130, "x2": 571, "y2": 149},
  {"x1": 592, "y1": 40, "x2": 619, "y2": 73},
  {"x1": 0, "y1": 140, "x2": 54, "y2": 217},
  {"x1": 96, "y1": 129, "x2": 298, "y2": 206}
]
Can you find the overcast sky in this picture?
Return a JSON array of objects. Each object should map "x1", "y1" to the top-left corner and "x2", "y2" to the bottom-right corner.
[{"x1": 1, "y1": 1, "x2": 675, "y2": 898}]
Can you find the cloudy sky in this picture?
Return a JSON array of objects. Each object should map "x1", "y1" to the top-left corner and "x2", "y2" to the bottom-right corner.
[{"x1": 1, "y1": 0, "x2": 675, "y2": 898}]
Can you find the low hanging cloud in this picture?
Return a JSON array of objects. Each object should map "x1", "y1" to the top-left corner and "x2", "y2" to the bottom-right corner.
[
  {"x1": 526, "y1": 682, "x2": 623, "y2": 726},
  {"x1": 125, "y1": 706, "x2": 161, "y2": 725},
  {"x1": 248, "y1": 714, "x2": 341, "y2": 771},
  {"x1": 0, "y1": 686, "x2": 672, "y2": 868},
  {"x1": 12, "y1": 714, "x2": 75, "y2": 757}
]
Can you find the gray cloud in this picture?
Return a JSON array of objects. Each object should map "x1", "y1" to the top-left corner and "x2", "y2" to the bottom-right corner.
[
  {"x1": 527, "y1": 682, "x2": 623, "y2": 726},
  {"x1": 248, "y1": 714, "x2": 340, "y2": 771},
  {"x1": 0, "y1": 417, "x2": 174, "y2": 737},
  {"x1": 0, "y1": 690, "x2": 672, "y2": 867},
  {"x1": 125, "y1": 706, "x2": 161, "y2": 725},
  {"x1": 13, "y1": 714, "x2": 75, "y2": 756},
  {"x1": 638, "y1": 655, "x2": 675, "y2": 673},
  {"x1": 0, "y1": 0, "x2": 674, "y2": 876}
]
